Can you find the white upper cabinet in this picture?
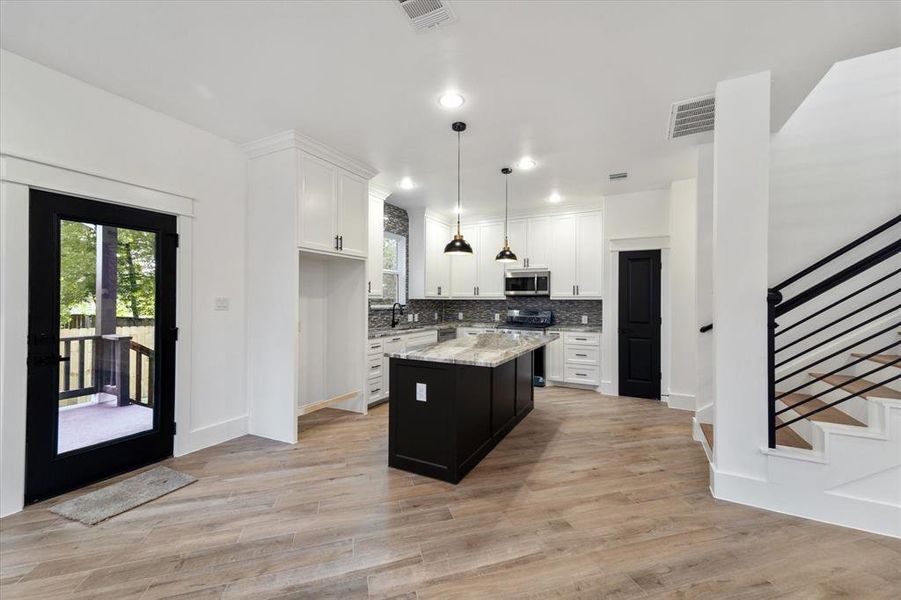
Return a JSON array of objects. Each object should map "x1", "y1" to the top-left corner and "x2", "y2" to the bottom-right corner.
[
  {"x1": 297, "y1": 152, "x2": 339, "y2": 253},
  {"x1": 526, "y1": 217, "x2": 552, "y2": 268},
  {"x1": 477, "y1": 222, "x2": 506, "y2": 297},
  {"x1": 296, "y1": 150, "x2": 372, "y2": 258},
  {"x1": 367, "y1": 194, "x2": 384, "y2": 298},
  {"x1": 575, "y1": 212, "x2": 603, "y2": 298},
  {"x1": 424, "y1": 217, "x2": 451, "y2": 297},
  {"x1": 337, "y1": 171, "x2": 368, "y2": 257},
  {"x1": 450, "y1": 223, "x2": 478, "y2": 297},
  {"x1": 549, "y1": 215, "x2": 578, "y2": 298},
  {"x1": 505, "y1": 219, "x2": 528, "y2": 270}
]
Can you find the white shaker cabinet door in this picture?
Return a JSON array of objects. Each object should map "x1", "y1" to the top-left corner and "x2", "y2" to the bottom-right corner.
[
  {"x1": 575, "y1": 212, "x2": 603, "y2": 297},
  {"x1": 450, "y1": 224, "x2": 477, "y2": 298},
  {"x1": 367, "y1": 196, "x2": 384, "y2": 297},
  {"x1": 549, "y1": 215, "x2": 577, "y2": 298},
  {"x1": 477, "y1": 221, "x2": 505, "y2": 297},
  {"x1": 298, "y1": 152, "x2": 339, "y2": 253},
  {"x1": 336, "y1": 170, "x2": 368, "y2": 258},
  {"x1": 424, "y1": 218, "x2": 451, "y2": 297}
]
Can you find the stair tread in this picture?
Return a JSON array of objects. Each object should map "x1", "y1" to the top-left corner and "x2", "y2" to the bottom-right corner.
[
  {"x1": 777, "y1": 392, "x2": 865, "y2": 427},
  {"x1": 810, "y1": 373, "x2": 901, "y2": 400},
  {"x1": 850, "y1": 353, "x2": 901, "y2": 367},
  {"x1": 774, "y1": 417, "x2": 813, "y2": 450},
  {"x1": 700, "y1": 422, "x2": 714, "y2": 449}
]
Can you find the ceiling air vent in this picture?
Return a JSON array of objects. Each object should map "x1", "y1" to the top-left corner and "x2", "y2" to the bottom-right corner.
[
  {"x1": 398, "y1": 0, "x2": 457, "y2": 33},
  {"x1": 667, "y1": 94, "x2": 715, "y2": 139},
  {"x1": 609, "y1": 172, "x2": 628, "y2": 181}
]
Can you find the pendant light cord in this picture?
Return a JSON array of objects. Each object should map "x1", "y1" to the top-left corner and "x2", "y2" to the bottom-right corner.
[
  {"x1": 456, "y1": 130, "x2": 462, "y2": 236},
  {"x1": 504, "y1": 174, "x2": 509, "y2": 243}
]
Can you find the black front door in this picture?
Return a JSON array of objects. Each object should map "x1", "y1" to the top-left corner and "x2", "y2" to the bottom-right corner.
[
  {"x1": 26, "y1": 190, "x2": 177, "y2": 503},
  {"x1": 618, "y1": 250, "x2": 661, "y2": 399}
]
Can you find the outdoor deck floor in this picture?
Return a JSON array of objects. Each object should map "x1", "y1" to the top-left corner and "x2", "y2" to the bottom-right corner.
[{"x1": 57, "y1": 395, "x2": 153, "y2": 453}]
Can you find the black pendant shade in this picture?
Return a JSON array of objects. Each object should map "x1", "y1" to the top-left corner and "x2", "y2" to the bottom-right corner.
[
  {"x1": 445, "y1": 121, "x2": 473, "y2": 256},
  {"x1": 495, "y1": 166, "x2": 518, "y2": 263}
]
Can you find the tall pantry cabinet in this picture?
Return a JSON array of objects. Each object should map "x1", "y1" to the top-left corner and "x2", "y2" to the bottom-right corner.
[{"x1": 244, "y1": 131, "x2": 378, "y2": 444}]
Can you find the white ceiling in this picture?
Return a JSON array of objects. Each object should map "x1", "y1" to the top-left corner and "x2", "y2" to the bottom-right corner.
[{"x1": 1, "y1": 1, "x2": 898, "y2": 218}]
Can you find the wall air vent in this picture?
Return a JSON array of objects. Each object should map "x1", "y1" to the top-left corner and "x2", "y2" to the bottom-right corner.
[
  {"x1": 397, "y1": 0, "x2": 457, "y2": 33},
  {"x1": 667, "y1": 94, "x2": 715, "y2": 139},
  {"x1": 609, "y1": 172, "x2": 628, "y2": 181}
]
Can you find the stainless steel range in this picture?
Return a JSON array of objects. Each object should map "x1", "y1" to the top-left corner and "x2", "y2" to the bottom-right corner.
[{"x1": 496, "y1": 309, "x2": 554, "y2": 386}]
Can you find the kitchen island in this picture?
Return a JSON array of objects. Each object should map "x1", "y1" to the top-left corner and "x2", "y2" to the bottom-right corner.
[{"x1": 386, "y1": 332, "x2": 558, "y2": 483}]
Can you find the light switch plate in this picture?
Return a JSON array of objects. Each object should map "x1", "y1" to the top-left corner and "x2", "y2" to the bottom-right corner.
[
  {"x1": 407, "y1": 314, "x2": 414, "y2": 322},
  {"x1": 416, "y1": 383, "x2": 427, "y2": 402},
  {"x1": 434, "y1": 312, "x2": 438, "y2": 320},
  {"x1": 581, "y1": 315, "x2": 588, "y2": 324},
  {"x1": 214, "y1": 297, "x2": 230, "y2": 311},
  {"x1": 458, "y1": 312, "x2": 463, "y2": 320},
  {"x1": 414, "y1": 313, "x2": 419, "y2": 322},
  {"x1": 494, "y1": 313, "x2": 500, "y2": 321}
]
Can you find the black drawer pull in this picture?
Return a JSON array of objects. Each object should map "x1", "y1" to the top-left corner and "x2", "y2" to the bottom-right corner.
[{"x1": 576, "y1": 353, "x2": 587, "y2": 357}]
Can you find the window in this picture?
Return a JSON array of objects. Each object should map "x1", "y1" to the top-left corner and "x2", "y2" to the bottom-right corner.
[{"x1": 382, "y1": 232, "x2": 406, "y2": 304}]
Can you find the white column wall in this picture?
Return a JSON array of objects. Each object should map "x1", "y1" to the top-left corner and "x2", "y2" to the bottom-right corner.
[
  {"x1": 711, "y1": 71, "x2": 771, "y2": 480},
  {"x1": 667, "y1": 179, "x2": 698, "y2": 411}
]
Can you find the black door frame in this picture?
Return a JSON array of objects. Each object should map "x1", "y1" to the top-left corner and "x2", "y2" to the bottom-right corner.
[
  {"x1": 617, "y1": 249, "x2": 662, "y2": 399},
  {"x1": 26, "y1": 189, "x2": 178, "y2": 503}
]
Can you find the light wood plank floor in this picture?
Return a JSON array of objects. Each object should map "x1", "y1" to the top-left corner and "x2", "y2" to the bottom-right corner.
[{"x1": 2, "y1": 387, "x2": 899, "y2": 599}]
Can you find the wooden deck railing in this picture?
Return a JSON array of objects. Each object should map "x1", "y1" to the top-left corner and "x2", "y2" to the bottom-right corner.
[{"x1": 59, "y1": 334, "x2": 155, "y2": 408}]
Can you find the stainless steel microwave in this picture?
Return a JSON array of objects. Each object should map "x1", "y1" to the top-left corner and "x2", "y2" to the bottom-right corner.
[{"x1": 504, "y1": 270, "x2": 550, "y2": 296}]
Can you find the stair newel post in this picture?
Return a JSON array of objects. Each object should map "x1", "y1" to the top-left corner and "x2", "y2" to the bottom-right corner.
[{"x1": 766, "y1": 289, "x2": 782, "y2": 449}]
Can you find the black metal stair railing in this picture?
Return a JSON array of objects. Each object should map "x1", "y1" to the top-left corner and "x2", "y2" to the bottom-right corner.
[{"x1": 766, "y1": 214, "x2": 901, "y2": 448}]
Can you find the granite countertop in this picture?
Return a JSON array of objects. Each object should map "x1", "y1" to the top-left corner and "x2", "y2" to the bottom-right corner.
[
  {"x1": 370, "y1": 322, "x2": 599, "y2": 339},
  {"x1": 385, "y1": 331, "x2": 559, "y2": 368}
]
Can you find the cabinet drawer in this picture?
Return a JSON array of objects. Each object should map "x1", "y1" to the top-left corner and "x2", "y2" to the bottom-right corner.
[
  {"x1": 564, "y1": 346, "x2": 599, "y2": 365},
  {"x1": 564, "y1": 365, "x2": 599, "y2": 386},
  {"x1": 406, "y1": 331, "x2": 438, "y2": 348},
  {"x1": 367, "y1": 339, "x2": 384, "y2": 354},
  {"x1": 368, "y1": 356, "x2": 383, "y2": 379},
  {"x1": 564, "y1": 332, "x2": 600, "y2": 346},
  {"x1": 367, "y1": 378, "x2": 384, "y2": 399}
]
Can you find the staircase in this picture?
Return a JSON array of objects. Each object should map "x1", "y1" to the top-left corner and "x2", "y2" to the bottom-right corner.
[{"x1": 750, "y1": 214, "x2": 900, "y2": 536}]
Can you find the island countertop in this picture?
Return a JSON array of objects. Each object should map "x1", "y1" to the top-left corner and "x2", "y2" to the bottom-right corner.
[{"x1": 385, "y1": 331, "x2": 558, "y2": 368}]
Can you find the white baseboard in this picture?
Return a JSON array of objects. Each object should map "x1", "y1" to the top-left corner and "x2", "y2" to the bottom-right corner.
[
  {"x1": 712, "y1": 467, "x2": 901, "y2": 539},
  {"x1": 175, "y1": 414, "x2": 249, "y2": 456},
  {"x1": 665, "y1": 392, "x2": 696, "y2": 411}
]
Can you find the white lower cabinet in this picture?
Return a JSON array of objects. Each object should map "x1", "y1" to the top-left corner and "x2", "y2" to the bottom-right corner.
[
  {"x1": 548, "y1": 330, "x2": 601, "y2": 388},
  {"x1": 368, "y1": 330, "x2": 438, "y2": 405}
]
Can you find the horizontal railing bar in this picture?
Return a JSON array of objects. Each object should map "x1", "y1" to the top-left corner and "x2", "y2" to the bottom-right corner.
[
  {"x1": 59, "y1": 387, "x2": 97, "y2": 400},
  {"x1": 775, "y1": 320, "x2": 901, "y2": 383},
  {"x1": 59, "y1": 335, "x2": 102, "y2": 341},
  {"x1": 776, "y1": 371, "x2": 901, "y2": 429},
  {"x1": 775, "y1": 338, "x2": 901, "y2": 398},
  {"x1": 770, "y1": 213, "x2": 900, "y2": 293},
  {"x1": 776, "y1": 238, "x2": 901, "y2": 317},
  {"x1": 775, "y1": 304, "x2": 901, "y2": 367},
  {"x1": 775, "y1": 357, "x2": 901, "y2": 415},
  {"x1": 775, "y1": 268, "x2": 901, "y2": 338},
  {"x1": 775, "y1": 290, "x2": 900, "y2": 354}
]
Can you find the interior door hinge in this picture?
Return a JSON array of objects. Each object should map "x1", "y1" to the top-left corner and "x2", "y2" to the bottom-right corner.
[
  {"x1": 659, "y1": 317, "x2": 662, "y2": 325},
  {"x1": 171, "y1": 327, "x2": 179, "y2": 341},
  {"x1": 169, "y1": 232, "x2": 180, "y2": 248},
  {"x1": 173, "y1": 422, "x2": 178, "y2": 435}
]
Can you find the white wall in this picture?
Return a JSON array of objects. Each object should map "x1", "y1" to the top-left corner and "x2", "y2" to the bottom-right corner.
[
  {"x1": 770, "y1": 47, "x2": 901, "y2": 285},
  {"x1": 0, "y1": 51, "x2": 248, "y2": 516},
  {"x1": 695, "y1": 144, "x2": 715, "y2": 412},
  {"x1": 668, "y1": 179, "x2": 698, "y2": 411}
]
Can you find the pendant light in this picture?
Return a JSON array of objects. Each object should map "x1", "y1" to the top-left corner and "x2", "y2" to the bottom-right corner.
[
  {"x1": 495, "y1": 167, "x2": 518, "y2": 263},
  {"x1": 444, "y1": 121, "x2": 474, "y2": 255}
]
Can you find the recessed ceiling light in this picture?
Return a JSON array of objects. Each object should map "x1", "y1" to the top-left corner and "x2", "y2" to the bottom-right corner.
[
  {"x1": 438, "y1": 92, "x2": 465, "y2": 109},
  {"x1": 516, "y1": 157, "x2": 537, "y2": 170},
  {"x1": 399, "y1": 176, "x2": 415, "y2": 190},
  {"x1": 548, "y1": 192, "x2": 562, "y2": 203}
]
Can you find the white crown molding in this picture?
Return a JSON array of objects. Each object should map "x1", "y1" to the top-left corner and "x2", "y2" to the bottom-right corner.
[
  {"x1": 368, "y1": 184, "x2": 392, "y2": 201},
  {"x1": 241, "y1": 130, "x2": 378, "y2": 180}
]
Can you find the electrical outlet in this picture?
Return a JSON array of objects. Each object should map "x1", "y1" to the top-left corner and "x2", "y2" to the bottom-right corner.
[
  {"x1": 434, "y1": 312, "x2": 438, "y2": 321},
  {"x1": 414, "y1": 313, "x2": 419, "y2": 322},
  {"x1": 458, "y1": 312, "x2": 464, "y2": 321},
  {"x1": 407, "y1": 314, "x2": 414, "y2": 322},
  {"x1": 214, "y1": 297, "x2": 230, "y2": 311},
  {"x1": 581, "y1": 315, "x2": 588, "y2": 324},
  {"x1": 494, "y1": 313, "x2": 500, "y2": 321}
]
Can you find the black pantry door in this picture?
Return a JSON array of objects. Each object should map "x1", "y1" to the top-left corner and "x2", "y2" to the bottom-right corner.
[
  {"x1": 618, "y1": 250, "x2": 661, "y2": 399},
  {"x1": 26, "y1": 190, "x2": 178, "y2": 503}
]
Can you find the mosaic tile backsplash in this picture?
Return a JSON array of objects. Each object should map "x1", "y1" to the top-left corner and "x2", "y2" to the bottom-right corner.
[{"x1": 370, "y1": 298, "x2": 602, "y2": 329}]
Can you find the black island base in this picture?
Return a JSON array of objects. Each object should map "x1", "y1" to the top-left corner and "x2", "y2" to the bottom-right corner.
[{"x1": 388, "y1": 352, "x2": 533, "y2": 484}]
